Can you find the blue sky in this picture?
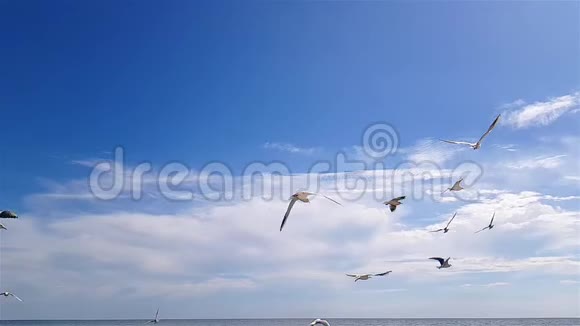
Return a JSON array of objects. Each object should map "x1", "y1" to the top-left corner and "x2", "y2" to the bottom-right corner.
[{"x1": 0, "y1": 0, "x2": 579, "y2": 320}]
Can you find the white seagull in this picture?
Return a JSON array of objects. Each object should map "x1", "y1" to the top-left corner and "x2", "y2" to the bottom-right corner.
[
  {"x1": 346, "y1": 271, "x2": 392, "y2": 282},
  {"x1": 145, "y1": 308, "x2": 160, "y2": 324},
  {"x1": 442, "y1": 178, "x2": 464, "y2": 194},
  {"x1": 440, "y1": 114, "x2": 501, "y2": 150},
  {"x1": 430, "y1": 213, "x2": 457, "y2": 234},
  {"x1": 384, "y1": 196, "x2": 405, "y2": 212},
  {"x1": 0, "y1": 223, "x2": 6, "y2": 230},
  {"x1": 0, "y1": 292, "x2": 23, "y2": 301},
  {"x1": 0, "y1": 211, "x2": 18, "y2": 219},
  {"x1": 475, "y1": 212, "x2": 496, "y2": 234},
  {"x1": 430, "y1": 257, "x2": 452, "y2": 269},
  {"x1": 280, "y1": 191, "x2": 342, "y2": 231},
  {"x1": 310, "y1": 319, "x2": 330, "y2": 326}
]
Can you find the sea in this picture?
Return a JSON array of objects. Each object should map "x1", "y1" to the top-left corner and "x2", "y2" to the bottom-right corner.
[{"x1": 0, "y1": 319, "x2": 578, "y2": 326}]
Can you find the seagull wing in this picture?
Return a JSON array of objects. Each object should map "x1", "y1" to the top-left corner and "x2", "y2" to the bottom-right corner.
[
  {"x1": 476, "y1": 114, "x2": 501, "y2": 145},
  {"x1": 9, "y1": 293, "x2": 22, "y2": 302},
  {"x1": 346, "y1": 274, "x2": 358, "y2": 278},
  {"x1": 489, "y1": 212, "x2": 495, "y2": 226},
  {"x1": 439, "y1": 139, "x2": 475, "y2": 147},
  {"x1": 393, "y1": 196, "x2": 406, "y2": 201},
  {"x1": 280, "y1": 198, "x2": 298, "y2": 232},
  {"x1": 0, "y1": 223, "x2": 6, "y2": 230},
  {"x1": 474, "y1": 226, "x2": 488, "y2": 234},
  {"x1": 320, "y1": 194, "x2": 343, "y2": 206},
  {"x1": 374, "y1": 271, "x2": 392, "y2": 276},
  {"x1": 429, "y1": 257, "x2": 445, "y2": 266},
  {"x1": 430, "y1": 228, "x2": 444, "y2": 233},
  {"x1": 389, "y1": 204, "x2": 397, "y2": 212},
  {"x1": 155, "y1": 308, "x2": 159, "y2": 320},
  {"x1": 446, "y1": 213, "x2": 457, "y2": 228}
]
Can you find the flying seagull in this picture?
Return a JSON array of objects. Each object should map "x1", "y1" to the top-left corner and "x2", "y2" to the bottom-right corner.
[
  {"x1": 442, "y1": 178, "x2": 464, "y2": 194},
  {"x1": 384, "y1": 196, "x2": 405, "y2": 212},
  {"x1": 280, "y1": 191, "x2": 342, "y2": 231},
  {"x1": 430, "y1": 257, "x2": 452, "y2": 269},
  {"x1": 475, "y1": 212, "x2": 496, "y2": 234},
  {"x1": 0, "y1": 292, "x2": 23, "y2": 301},
  {"x1": 440, "y1": 114, "x2": 501, "y2": 150},
  {"x1": 310, "y1": 319, "x2": 330, "y2": 326},
  {"x1": 0, "y1": 211, "x2": 18, "y2": 219},
  {"x1": 0, "y1": 223, "x2": 6, "y2": 230},
  {"x1": 145, "y1": 308, "x2": 160, "y2": 324},
  {"x1": 430, "y1": 213, "x2": 457, "y2": 234},
  {"x1": 346, "y1": 271, "x2": 392, "y2": 282}
]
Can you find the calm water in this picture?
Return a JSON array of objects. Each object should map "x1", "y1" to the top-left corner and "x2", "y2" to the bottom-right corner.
[{"x1": 0, "y1": 320, "x2": 578, "y2": 326}]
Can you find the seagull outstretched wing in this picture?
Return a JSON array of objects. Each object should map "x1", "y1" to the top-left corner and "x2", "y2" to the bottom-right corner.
[
  {"x1": 476, "y1": 114, "x2": 501, "y2": 145},
  {"x1": 430, "y1": 228, "x2": 445, "y2": 233},
  {"x1": 319, "y1": 194, "x2": 342, "y2": 206},
  {"x1": 429, "y1": 257, "x2": 445, "y2": 266},
  {"x1": 280, "y1": 198, "x2": 298, "y2": 231},
  {"x1": 446, "y1": 213, "x2": 457, "y2": 228},
  {"x1": 474, "y1": 226, "x2": 489, "y2": 234},
  {"x1": 9, "y1": 293, "x2": 22, "y2": 302},
  {"x1": 439, "y1": 139, "x2": 475, "y2": 147},
  {"x1": 374, "y1": 271, "x2": 392, "y2": 276},
  {"x1": 489, "y1": 212, "x2": 495, "y2": 226}
]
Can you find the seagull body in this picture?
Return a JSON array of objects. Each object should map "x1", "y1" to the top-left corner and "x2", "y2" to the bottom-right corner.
[
  {"x1": 430, "y1": 257, "x2": 452, "y2": 269},
  {"x1": 0, "y1": 211, "x2": 18, "y2": 219},
  {"x1": 310, "y1": 319, "x2": 330, "y2": 326},
  {"x1": 346, "y1": 271, "x2": 392, "y2": 282},
  {"x1": 0, "y1": 223, "x2": 6, "y2": 230},
  {"x1": 475, "y1": 212, "x2": 496, "y2": 234},
  {"x1": 440, "y1": 114, "x2": 501, "y2": 150},
  {"x1": 430, "y1": 213, "x2": 457, "y2": 234},
  {"x1": 384, "y1": 196, "x2": 405, "y2": 212},
  {"x1": 0, "y1": 292, "x2": 23, "y2": 301},
  {"x1": 279, "y1": 191, "x2": 342, "y2": 231},
  {"x1": 442, "y1": 178, "x2": 464, "y2": 194},
  {"x1": 145, "y1": 308, "x2": 159, "y2": 324}
]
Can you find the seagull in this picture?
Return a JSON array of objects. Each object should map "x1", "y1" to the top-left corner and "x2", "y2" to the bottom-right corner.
[
  {"x1": 430, "y1": 213, "x2": 457, "y2": 233},
  {"x1": 0, "y1": 223, "x2": 6, "y2": 230},
  {"x1": 475, "y1": 212, "x2": 496, "y2": 234},
  {"x1": 0, "y1": 292, "x2": 23, "y2": 301},
  {"x1": 346, "y1": 271, "x2": 392, "y2": 282},
  {"x1": 145, "y1": 308, "x2": 159, "y2": 324},
  {"x1": 279, "y1": 191, "x2": 342, "y2": 231},
  {"x1": 384, "y1": 196, "x2": 405, "y2": 212},
  {"x1": 440, "y1": 114, "x2": 501, "y2": 150},
  {"x1": 0, "y1": 211, "x2": 18, "y2": 219},
  {"x1": 430, "y1": 257, "x2": 452, "y2": 269},
  {"x1": 442, "y1": 178, "x2": 464, "y2": 194},
  {"x1": 310, "y1": 319, "x2": 330, "y2": 326}
]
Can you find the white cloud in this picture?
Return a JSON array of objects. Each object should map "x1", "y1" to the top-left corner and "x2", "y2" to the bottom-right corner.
[
  {"x1": 503, "y1": 155, "x2": 567, "y2": 170},
  {"x1": 402, "y1": 138, "x2": 463, "y2": 165},
  {"x1": 263, "y1": 142, "x2": 316, "y2": 154},
  {"x1": 560, "y1": 280, "x2": 580, "y2": 285},
  {"x1": 503, "y1": 92, "x2": 580, "y2": 129},
  {"x1": 461, "y1": 282, "x2": 510, "y2": 288}
]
